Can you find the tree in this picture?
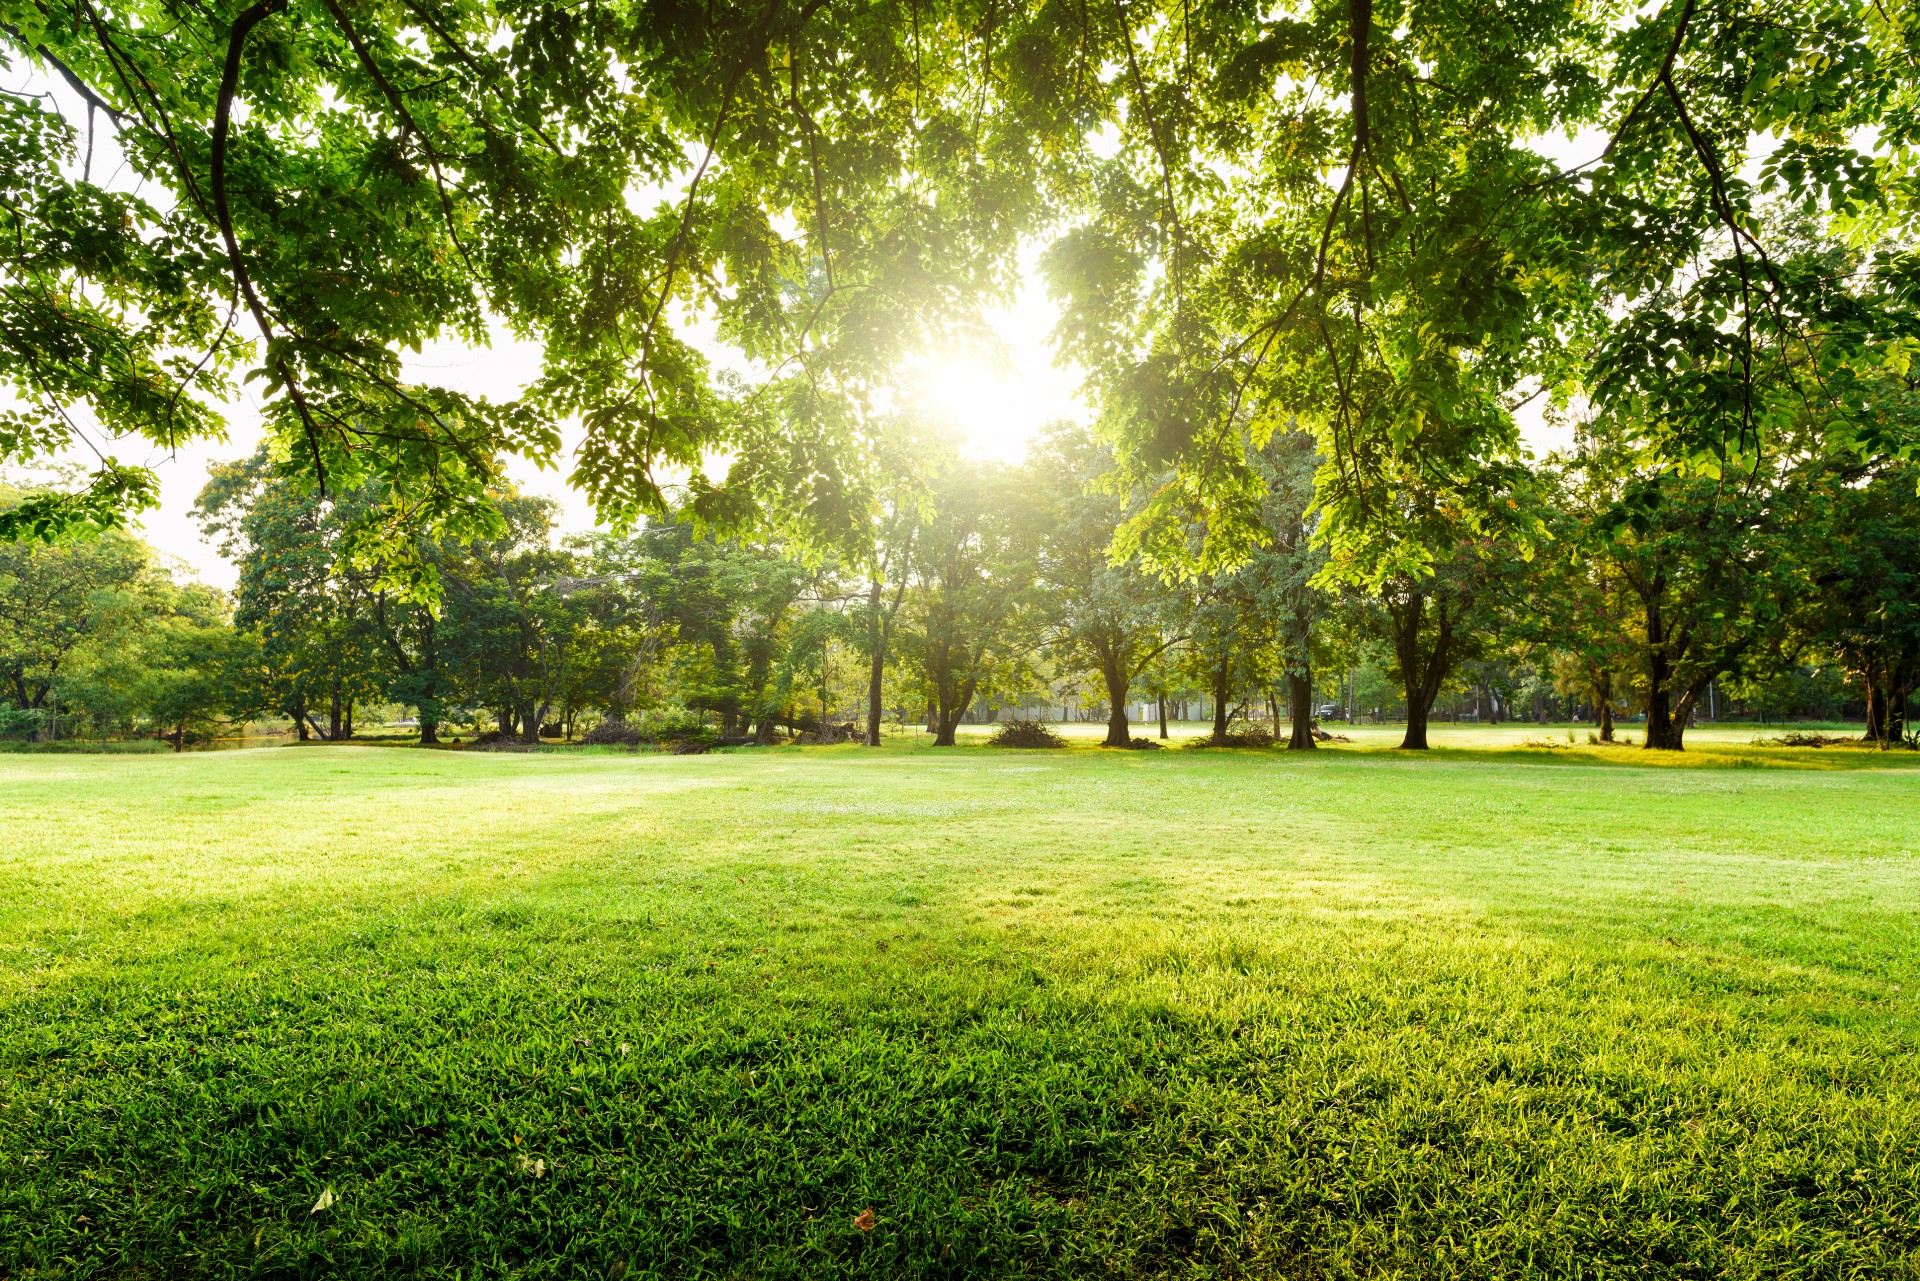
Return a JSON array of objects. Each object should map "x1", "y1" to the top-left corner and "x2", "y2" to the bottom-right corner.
[
  {"x1": 1048, "y1": 0, "x2": 1600, "y2": 593},
  {"x1": 195, "y1": 450, "x2": 385, "y2": 741},
  {"x1": 1565, "y1": 436, "x2": 1798, "y2": 751},
  {"x1": 1031, "y1": 422, "x2": 1180, "y2": 747},
  {"x1": 1795, "y1": 464, "x2": 1920, "y2": 745},
  {"x1": 1521, "y1": 466, "x2": 1641, "y2": 740},
  {"x1": 139, "y1": 585, "x2": 258, "y2": 750},
  {"x1": 436, "y1": 495, "x2": 580, "y2": 743},
  {"x1": 855, "y1": 421, "x2": 942, "y2": 746},
  {"x1": 1240, "y1": 430, "x2": 1327, "y2": 749},
  {"x1": 0, "y1": 492, "x2": 153, "y2": 715},
  {"x1": 900, "y1": 459, "x2": 1039, "y2": 746}
]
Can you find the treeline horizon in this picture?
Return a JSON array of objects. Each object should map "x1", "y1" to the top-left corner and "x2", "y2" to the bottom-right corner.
[{"x1": 4, "y1": 404, "x2": 1912, "y2": 753}]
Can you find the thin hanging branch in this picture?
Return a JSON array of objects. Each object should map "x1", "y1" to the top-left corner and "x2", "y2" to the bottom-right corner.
[{"x1": 211, "y1": 0, "x2": 328, "y2": 495}]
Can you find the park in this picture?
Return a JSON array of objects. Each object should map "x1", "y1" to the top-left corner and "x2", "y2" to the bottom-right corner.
[{"x1": 4, "y1": 0, "x2": 1920, "y2": 1272}]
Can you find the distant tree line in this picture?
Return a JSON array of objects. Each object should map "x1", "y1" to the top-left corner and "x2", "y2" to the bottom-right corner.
[{"x1": 5, "y1": 405, "x2": 1914, "y2": 752}]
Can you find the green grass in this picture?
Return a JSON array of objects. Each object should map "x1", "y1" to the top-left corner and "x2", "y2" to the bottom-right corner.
[{"x1": 3, "y1": 733, "x2": 1919, "y2": 1278}]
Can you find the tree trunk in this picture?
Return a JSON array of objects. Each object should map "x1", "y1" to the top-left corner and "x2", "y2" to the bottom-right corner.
[
  {"x1": 294, "y1": 694, "x2": 310, "y2": 742},
  {"x1": 934, "y1": 678, "x2": 977, "y2": 747},
  {"x1": 1102, "y1": 655, "x2": 1131, "y2": 747},
  {"x1": 865, "y1": 580, "x2": 887, "y2": 746},
  {"x1": 343, "y1": 700, "x2": 354, "y2": 740},
  {"x1": 1864, "y1": 669, "x2": 1886, "y2": 743},
  {"x1": 1388, "y1": 588, "x2": 1452, "y2": 750},
  {"x1": 1644, "y1": 609, "x2": 1684, "y2": 750},
  {"x1": 1288, "y1": 672, "x2": 1317, "y2": 750},
  {"x1": 419, "y1": 713, "x2": 439, "y2": 746},
  {"x1": 329, "y1": 680, "x2": 344, "y2": 741},
  {"x1": 1401, "y1": 693, "x2": 1431, "y2": 750},
  {"x1": 1211, "y1": 656, "x2": 1231, "y2": 742},
  {"x1": 1158, "y1": 696, "x2": 1168, "y2": 739}
]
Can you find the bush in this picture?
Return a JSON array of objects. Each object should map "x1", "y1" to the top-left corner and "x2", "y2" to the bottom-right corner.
[
  {"x1": 1123, "y1": 736, "x2": 1161, "y2": 750},
  {"x1": 988, "y1": 719, "x2": 1067, "y2": 748},
  {"x1": 641, "y1": 710, "x2": 719, "y2": 745},
  {"x1": 0, "y1": 707, "x2": 48, "y2": 740}
]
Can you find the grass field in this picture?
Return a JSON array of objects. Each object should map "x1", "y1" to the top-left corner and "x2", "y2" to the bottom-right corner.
[{"x1": 3, "y1": 731, "x2": 1919, "y2": 1278}]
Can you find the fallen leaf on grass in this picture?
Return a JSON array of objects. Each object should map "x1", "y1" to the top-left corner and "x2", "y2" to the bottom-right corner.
[
  {"x1": 852, "y1": 1207, "x2": 876, "y2": 1231},
  {"x1": 310, "y1": 1187, "x2": 335, "y2": 1214},
  {"x1": 516, "y1": 1154, "x2": 546, "y2": 1177}
]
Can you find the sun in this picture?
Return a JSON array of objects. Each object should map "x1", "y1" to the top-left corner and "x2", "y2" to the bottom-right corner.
[{"x1": 909, "y1": 275, "x2": 1088, "y2": 462}]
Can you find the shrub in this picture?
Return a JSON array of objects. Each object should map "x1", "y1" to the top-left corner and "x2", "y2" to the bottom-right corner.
[
  {"x1": 641, "y1": 710, "x2": 719, "y2": 745},
  {"x1": 988, "y1": 719, "x2": 1067, "y2": 748},
  {"x1": 0, "y1": 707, "x2": 47, "y2": 740}
]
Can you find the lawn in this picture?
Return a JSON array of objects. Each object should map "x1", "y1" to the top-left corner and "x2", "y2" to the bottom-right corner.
[{"x1": 3, "y1": 733, "x2": 1919, "y2": 1278}]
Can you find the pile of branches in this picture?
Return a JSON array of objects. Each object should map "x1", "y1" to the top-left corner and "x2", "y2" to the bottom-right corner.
[
  {"x1": 1753, "y1": 732, "x2": 1866, "y2": 749},
  {"x1": 1190, "y1": 722, "x2": 1275, "y2": 749},
  {"x1": 989, "y1": 720, "x2": 1067, "y2": 749},
  {"x1": 580, "y1": 721, "x2": 644, "y2": 746}
]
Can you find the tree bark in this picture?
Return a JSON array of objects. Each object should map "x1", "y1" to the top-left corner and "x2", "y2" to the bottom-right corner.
[
  {"x1": 1288, "y1": 672, "x2": 1317, "y2": 750},
  {"x1": 1388, "y1": 588, "x2": 1453, "y2": 750},
  {"x1": 865, "y1": 579, "x2": 886, "y2": 746},
  {"x1": 1865, "y1": 669, "x2": 1887, "y2": 743},
  {"x1": 294, "y1": 694, "x2": 310, "y2": 742},
  {"x1": 1210, "y1": 656, "x2": 1231, "y2": 742},
  {"x1": 1643, "y1": 599, "x2": 1684, "y2": 750},
  {"x1": 1401, "y1": 690, "x2": 1431, "y2": 750},
  {"x1": 933, "y1": 677, "x2": 977, "y2": 747},
  {"x1": 1101, "y1": 654, "x2": 1131, "y2": 747},
  {"x1": 329, "y1": 679, "x2": 344, "y2": 741},
  {"x1": 1158, "y1": 696, "x2": 1169, "y2": 739}
]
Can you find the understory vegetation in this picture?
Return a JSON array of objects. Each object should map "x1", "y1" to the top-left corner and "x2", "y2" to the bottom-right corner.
[{"x1": 3, "y1": 740, "x2": 1918, "y2": 1277}]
